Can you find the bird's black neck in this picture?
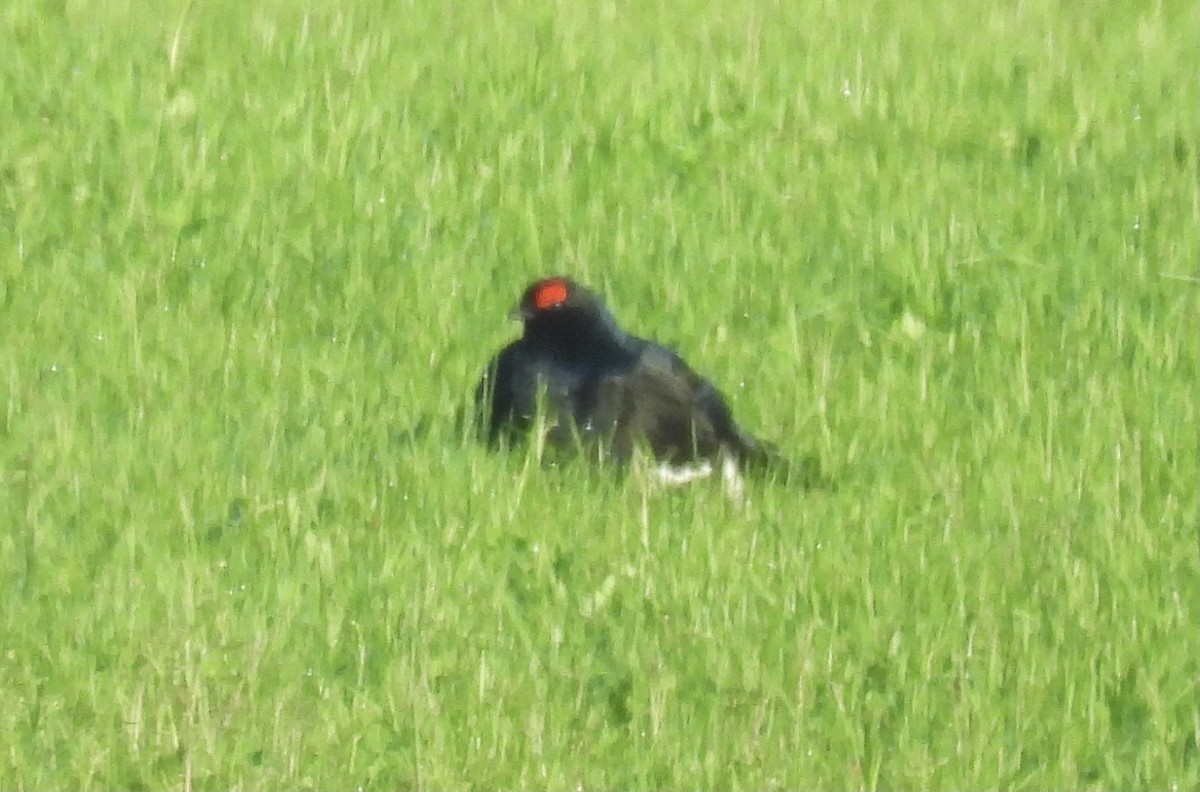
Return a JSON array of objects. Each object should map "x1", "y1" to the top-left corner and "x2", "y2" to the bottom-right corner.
[{"x1": 522, "y1": 308, "x2": 638, "y2": 366}]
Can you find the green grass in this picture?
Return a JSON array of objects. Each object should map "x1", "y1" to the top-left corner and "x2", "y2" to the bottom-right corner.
[{"x1": 2, "y1": 0, "x2": 1197, "y2": 788}]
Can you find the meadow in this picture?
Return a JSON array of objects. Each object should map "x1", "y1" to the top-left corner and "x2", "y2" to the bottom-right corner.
[{"x1": 1, "y1": 0, "x2": 1197, "y2": 788}]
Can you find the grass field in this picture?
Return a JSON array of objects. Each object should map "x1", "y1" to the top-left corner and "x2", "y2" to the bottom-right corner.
[{"x1": 2, "y1": 0, "x2": 1197, "y2": 788}]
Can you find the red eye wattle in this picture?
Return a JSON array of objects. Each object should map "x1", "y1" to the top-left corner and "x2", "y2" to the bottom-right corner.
[{"x1": 534, "y1": 280, "x2": 569, "y2": 310}]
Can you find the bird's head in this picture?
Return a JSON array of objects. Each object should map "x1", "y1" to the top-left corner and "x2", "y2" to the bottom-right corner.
[
  {"x1": 510, "y1": 276, "x2": 631, "y2": 358},
  {"x1": 510, "y1": 277, "x2": 598, "y2": 321}
]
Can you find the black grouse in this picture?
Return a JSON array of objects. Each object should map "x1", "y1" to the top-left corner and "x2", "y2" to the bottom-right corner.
[{"x1": 474, "y1": 276, "x2": 792, "y2": 479}]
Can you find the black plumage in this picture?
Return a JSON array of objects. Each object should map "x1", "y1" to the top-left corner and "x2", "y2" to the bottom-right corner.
[{"x1": 474, "y1": 277, "x2": 791, "y2": 476}]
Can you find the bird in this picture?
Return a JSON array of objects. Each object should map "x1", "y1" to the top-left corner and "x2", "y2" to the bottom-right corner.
[{"x1": 474, "y1": 276, "x2": 802, "y2": 485}]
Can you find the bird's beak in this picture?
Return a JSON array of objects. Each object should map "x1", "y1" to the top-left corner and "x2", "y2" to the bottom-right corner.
[{"x1": 507, "y1": 303, "x2": 527, "y2": 321}]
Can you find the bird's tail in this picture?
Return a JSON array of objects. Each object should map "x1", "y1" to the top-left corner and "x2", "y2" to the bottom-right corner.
[{"x1": 733, "y1": 433, "x2": 831, "y2": 490}]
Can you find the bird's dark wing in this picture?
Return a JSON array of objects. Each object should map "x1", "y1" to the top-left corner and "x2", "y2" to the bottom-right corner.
[
  {"x1": 474, "y1": 342, "x2": 532, "y2": 445},
  {"x1": 585, "y1": 358, "x2": 724, "y2": 464},
  {"x1": 626, "y1": 341, "x2": 796, "y2": 474}
]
